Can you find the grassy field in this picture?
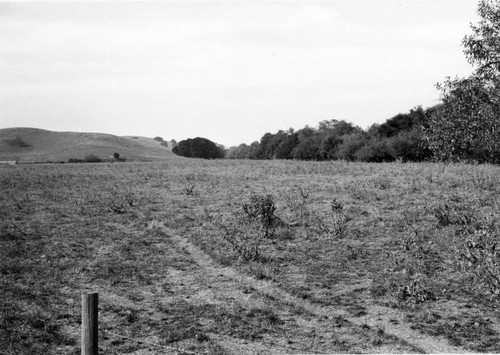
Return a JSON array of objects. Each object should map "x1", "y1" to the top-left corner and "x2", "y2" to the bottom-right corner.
[{"x1": 2, "y1": 158, "x2": 500, "y2": 354}]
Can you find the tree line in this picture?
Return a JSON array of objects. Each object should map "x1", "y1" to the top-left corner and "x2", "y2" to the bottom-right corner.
[
  {"x1": 226, "y1": 106, "x2": 432, "y2": 162},
  {"x1": 174, "y1": 0, "x2": 500, "y2": 164}
]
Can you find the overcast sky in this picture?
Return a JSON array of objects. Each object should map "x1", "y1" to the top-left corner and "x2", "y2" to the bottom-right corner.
[{"x1": 0, "y1": 1, "x2": 479, "y2": 147}]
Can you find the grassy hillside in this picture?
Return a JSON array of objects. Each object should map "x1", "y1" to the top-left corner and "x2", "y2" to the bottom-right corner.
[{"x1": 0, "y1": 128, "x2": 178, "y2": 163}]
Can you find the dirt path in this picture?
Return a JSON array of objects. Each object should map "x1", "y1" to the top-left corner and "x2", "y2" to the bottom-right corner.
[{"x1": 163, "y1": 225, "x2": 467, "y2": 354}]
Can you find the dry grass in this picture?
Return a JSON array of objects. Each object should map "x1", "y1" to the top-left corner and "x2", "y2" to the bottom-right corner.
[
  {"x1": 2, "y1": 159, "x2": 500, "y2": 354},
  {"x1": 0, "y1": 128, "x2": 177, "y2": 163}
]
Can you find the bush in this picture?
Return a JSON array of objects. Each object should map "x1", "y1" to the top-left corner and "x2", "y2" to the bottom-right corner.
[
  {"x1": 459, "y1": 220, "x2": 500, "y2": 301},
  {"x1": 7, "y1": 137, "x2": 30, "y2": 147},
  {"x1": 154, "y1": 136, "x2": 163, "y2": 142},
  {"x1": 172, "y1": 137, "x2": 225, "y2": 159},
  {"x1": 355, "y1": 140, "x2": 395, "y2": 162},
  {"x1": 84, "y1": 154, "x2": 102, "y2": 163},
  {"x1": 219, "y1": 194, "x2": 278, "y2": 261}
]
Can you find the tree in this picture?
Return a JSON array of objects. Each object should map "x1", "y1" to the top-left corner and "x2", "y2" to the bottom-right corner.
[
  {"x1": 463, "y1": 0, "x2": 500, "y2": 81},
  {"x1": 335, "y1": 132, "x2": 368, "y2": 161},
  {"x1": 355, "y1": 140, "x2": 395, "y2": 162},
  {"x1": 113, "y1": 152, "x2": 120, "y2": 160},
  {"x1": 377, "y1": 107, "x2": 428, "y2": 138},
  {"x1": 426, "y1": 0, "x2": 500, "y2": 163},
  {"x1": 428, "y1": 76, "x2": 500, "y2": 162},
  {"x1": 172, "y1": 137, "x2": 225, "y2": 159},
  {"x1": 292, "y1": 126, "x2": 321, "y2": 160},
  {"x1": 275, "y1": 131, "x2": 299, "y2": 159}
]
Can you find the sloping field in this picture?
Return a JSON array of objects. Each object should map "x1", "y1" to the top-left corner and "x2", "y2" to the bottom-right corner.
[
  {"x1": 0, "y1": 128, "x2": 177, "y2": 163},
  {"x1": 2, "y1": 159, "x2": 500, "y2": 354}
]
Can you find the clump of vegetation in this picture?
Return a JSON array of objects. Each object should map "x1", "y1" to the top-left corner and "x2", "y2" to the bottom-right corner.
[
  {"x1": 425, "y1": 0, "x2": 500, "y2": 163},
  {"x1": 242, "y1": 194, "x2": 279, "y2": 239},
  {"x1": 434, "y1": 202, "x2": 477, "y2": 227},
  {"x1": 219, "y1": 194, "x2": 278, "y2": 261},
  {"x1": 327, "y1": 198, "x2": 348, "y2": 239},
  {"x1": 226, "y1": 109, "x2": 432, "y2": 162},
  {"x1": 458, "y1": 218, "x2": 500, "y2": 301},
  {"x1": 397, "y1": 278, "x2": 436, "y2": 305},
  {"x1": 172, "y1": 137, "x2": 225, "y2": 159},
  {"x1": 154, "y1": 136, "x2": 163, "y2": 142},
  {"x1": 6, "y1": 136, "x2": 30, "y2": 147},
  {"x1": 284, "y1": 187, "x2": 310, "y2": 225},
  {"x1": 313, "y1": 198, "x2": 348, "y2": 239},
  {"x1": 84, "y1": 154, "x2": 103, "y2": 163}
]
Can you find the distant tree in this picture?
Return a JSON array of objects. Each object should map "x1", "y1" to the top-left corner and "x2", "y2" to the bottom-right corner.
[
  {"x1": 172, "y1": 137, "x2": 225, "y2": 159},
  {"x1": 256, "y1": 132, "x2": 275, "y2": 159},
  {"x1": 376, "y1": 106, "x2": 428, "y2": 138},
  {"x1": 426, "y1": 0, "x2": 500, "y2": 163},
  {"x1": 335, "y1": 132, "x2": 368, "y2": 161},
  {"x1": 275, "y1": 130, "x2": 299, "y2": 159},
  {"x1": 113, "y1": 152, "x2": 120, "y2": 160},
  {"x1": 318, "y1": 120, "x2": 362, "y2": 160},
  {"x1": 355, "y1": 140, "x2": 395, "y2": 162},
  {"x1": 389, "y1": 128, "x2": 432, "y2": 162},
  {"x1": 292, "y1": 126, "x2": 321, "y2": 160},
  {"x1": 154, "y1": 136, "x2": 163, "y2": 142}
]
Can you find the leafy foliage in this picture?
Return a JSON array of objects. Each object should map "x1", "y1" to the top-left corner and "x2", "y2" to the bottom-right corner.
[
  {"x1": 427, "y1": 76, "x2": 500, "y2": 162},
  {"x1": 426, "y1": 0, "x2": 500, "y2": 163},
  {"x1": 172, "y1": 137, "x2": 225, "y2": 159},
  {"x1": 226, "y1": 110, "x2": 432, "y2": 162}
]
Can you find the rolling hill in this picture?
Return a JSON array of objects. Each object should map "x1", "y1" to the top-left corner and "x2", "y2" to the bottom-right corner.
[{"x1": 0, "y1": 128, "x2": 178, "y2": 163}]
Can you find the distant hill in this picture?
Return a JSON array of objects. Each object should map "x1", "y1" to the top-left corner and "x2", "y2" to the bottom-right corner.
[{"x1": 0, "y1": 128, "x2": 179, "y2": 163}]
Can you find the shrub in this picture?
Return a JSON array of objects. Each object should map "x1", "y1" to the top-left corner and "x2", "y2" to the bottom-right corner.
[
  {"x1": 310, "y1": 198, "x2": 348, "y2": 239},
  {"x1": 154, "y1": 136, "x2": 163, "y2": 142},
  {"x1": 7, "y1": 137, "x2": 30, "y2": 147},
  {"x1": 284, "y1": 187, "x2": 310, "y2": 225},
  {"x1": 459, "y1": 219, "x2": 500, "y2": 301},
  {"x1": 327, "y1": 199, "x2": 348, "y2": 239},
  {"x1": 397, "y1": 278, "x2": 436, "y2": 304},
  {"x1": 218, "y1": 194, "x2": 278, "y2": 261},
  {"x1": 173, "y1": 137, "x2": 225, "y2": 159},
  {"x1": 243, "y1": 194, "x2": 278, "y2": 239},
  {"x1": 355, "y1": 140, "x2": 395, "y2": 162},
  {"x1": 84, "y1": 154, "x2": 102, "y2": 163}
]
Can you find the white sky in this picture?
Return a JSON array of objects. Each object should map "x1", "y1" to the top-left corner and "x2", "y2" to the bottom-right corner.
[{"x1": 0, "y1": 1, "x2": 479, "y2": 147}]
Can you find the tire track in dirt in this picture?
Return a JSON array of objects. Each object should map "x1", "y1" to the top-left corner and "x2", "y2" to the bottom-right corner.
[{"x1": 164, "y1": 225, "x2": 468, "y2": 354}]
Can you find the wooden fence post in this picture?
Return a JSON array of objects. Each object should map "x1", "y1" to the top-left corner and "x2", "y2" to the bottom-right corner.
[{"x1": 81, "y1": 292, "x2": 98, "y2": 355}]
